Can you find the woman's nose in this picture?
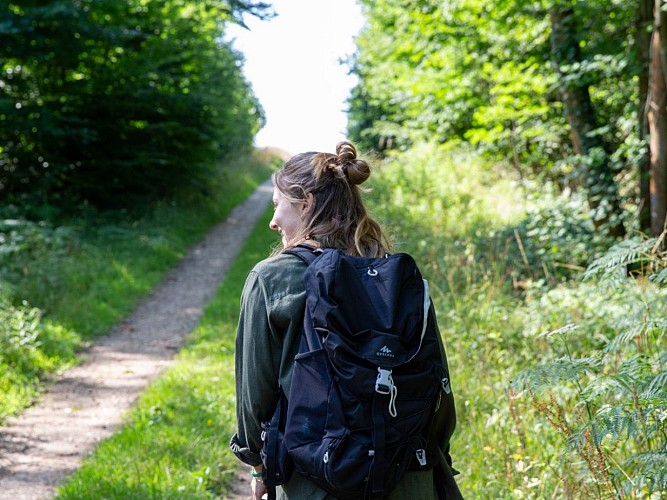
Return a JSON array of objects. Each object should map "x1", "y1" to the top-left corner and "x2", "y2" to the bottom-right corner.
[{"x1": 269, "y1": 218, "x2": 278, "y2": 231}]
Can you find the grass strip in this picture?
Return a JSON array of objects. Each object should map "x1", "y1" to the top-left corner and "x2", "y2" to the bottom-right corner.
[{"x1": 56, "y1": 205, "x2": 277, "y2": 499}]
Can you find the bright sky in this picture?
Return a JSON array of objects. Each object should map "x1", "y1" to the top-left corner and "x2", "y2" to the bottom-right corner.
[{"x1": 226, "y1": 0, "x2": 364, "y2": 156}]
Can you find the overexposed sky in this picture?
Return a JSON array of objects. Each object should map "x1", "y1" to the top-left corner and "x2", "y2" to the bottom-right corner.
[{"x1": 226, "y1": 0, "x2": 364, "y2": 156}]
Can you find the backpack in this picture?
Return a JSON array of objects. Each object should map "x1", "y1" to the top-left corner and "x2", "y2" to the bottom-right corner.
[{"x1": 261, "y1": 245, "x2": 456, "y2": 499}]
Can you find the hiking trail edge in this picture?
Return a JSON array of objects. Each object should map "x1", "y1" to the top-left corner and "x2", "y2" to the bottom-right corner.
[{"x1": 0, "y1": 179, "x2": 273, "y2": 500}]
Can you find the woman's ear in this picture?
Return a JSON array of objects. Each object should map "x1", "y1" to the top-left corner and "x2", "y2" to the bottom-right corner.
[{"x1": 302, "y1": 193, "x2": 314, "y2": 214}]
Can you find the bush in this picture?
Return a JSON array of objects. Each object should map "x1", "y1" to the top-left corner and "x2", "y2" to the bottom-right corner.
[{"x1": 0, "y1": 299, "x2": 80, "y2": 419}]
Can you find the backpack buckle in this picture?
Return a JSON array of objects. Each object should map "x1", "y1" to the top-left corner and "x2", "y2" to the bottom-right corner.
[
  {"x1": 376, "y1": 368, "x2": 399, "y2": 417},
  {"x1": 442, "y1": 377, "x2": 451, "y2": 394},
  {"x1": 375, "y1": 368, "x2": 393, "y2": 394},
  {"x1": 415, "y1": 449, "x2": 427, "y2": 466}
]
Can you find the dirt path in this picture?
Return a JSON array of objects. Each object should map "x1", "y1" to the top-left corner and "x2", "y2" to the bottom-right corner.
[{"x1": 0, "y1": 180, "x2": 273, "y2": 500}]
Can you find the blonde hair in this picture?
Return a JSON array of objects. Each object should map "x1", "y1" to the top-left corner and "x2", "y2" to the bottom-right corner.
[{"x1": 273, "y1": 141, "x2": 389, "y2": 257}]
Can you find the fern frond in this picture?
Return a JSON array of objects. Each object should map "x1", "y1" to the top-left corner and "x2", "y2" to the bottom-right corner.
[
  {"x1": 604, "y1": 322, "x2": 649, "y2": 353},
  {"x1": 581, "y1": 404, "x2": 637, "y2": 444},
  {"x1": 512, "y1": 356, "x2": 601, "y2": 394},
  {"x1": 623, "y1": 450, "x2": 667, "y2": 495},
  {"x1": 580, "y1": 373, "x2": 634, "y2": 402},
  {"x1": 621, "y1": 354, "x2": 655, "y2": 379},
  {"x1": 648, "y1": 370, "x2": 667, "y2": 393},
  {"x1": 605, "y1": 315, "x2": 667, "y2": 353},
  {"x1": 584, "y1": 238, "x2": 657, "y2": 282},
  {"x1": 649, "y1": 266, "x2": 667, "y2": 285},
  {"x1": 637, "y1": 390, "x2": 667, "y2": 407}
]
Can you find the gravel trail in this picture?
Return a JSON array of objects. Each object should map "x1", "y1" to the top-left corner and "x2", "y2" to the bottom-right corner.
[{"x1": 0, "y1": 180, "x2": 273, "y2": 500}]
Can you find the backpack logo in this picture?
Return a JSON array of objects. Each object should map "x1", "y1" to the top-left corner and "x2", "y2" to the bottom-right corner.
[{"x1": 377, "y1": 345, "x2": 395, "y2": 358}]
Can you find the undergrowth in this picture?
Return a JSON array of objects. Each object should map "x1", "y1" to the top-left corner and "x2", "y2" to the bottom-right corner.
[
  {"x1": 0, "y1": 149, "x2": 277, "y2": 424},
  {"x1": 513, "y1": 237, "x2": 667, "y2": 497},
  {"x1": 365, "y1": 143, "x2": 666, "y2": 497}
]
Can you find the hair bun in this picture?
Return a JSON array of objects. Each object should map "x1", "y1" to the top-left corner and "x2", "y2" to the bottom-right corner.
[
  {"x1": 335, "y1": 141, "x2": 370, "y2": 185},
  {"x1": 336, "y1": 141, "x2": 357, "y2": 162}
]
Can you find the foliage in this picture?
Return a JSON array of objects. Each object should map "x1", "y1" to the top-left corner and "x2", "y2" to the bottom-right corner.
[
  {"x1": 47, "y1": 144, "x2": 666, "y2": 497},
  {"x1": 0, "y1": 150, "x2": 273, "y2": 423},
  {"x1": 513, "y1": 237, "x2": 667, "y2": 497},
  {"x1": 0, "y1": 0, "x2": 268, "y2": 209},
  {"x1": 347, "y1": 0, "x2": 644, "y2": 240},
  {"x1": 0, "y1": 299, "x2": 80, "y2": 418},
  {"x1": 507, "y1": 186, "x2": 618, "y2": 282},
  {"x1": 349, "y1": 0, "x2": 637, "y2": 167},
  {"x1": 56, "y1": 205, "x2": 278, "y2": 499}
]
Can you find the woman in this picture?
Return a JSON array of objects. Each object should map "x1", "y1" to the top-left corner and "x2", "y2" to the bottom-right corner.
[{"x1": 230, "y1": 141, "x2": 459, "y2": 499}]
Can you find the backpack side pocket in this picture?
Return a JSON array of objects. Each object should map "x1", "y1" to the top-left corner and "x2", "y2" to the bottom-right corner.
[{"x1": 260, "y1": 388, "x2": 293, "y2": 487}]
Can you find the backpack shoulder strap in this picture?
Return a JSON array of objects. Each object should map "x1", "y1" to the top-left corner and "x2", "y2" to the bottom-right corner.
[{"x1": 283, "y1": 244, "x2": 322, "y2": 266}]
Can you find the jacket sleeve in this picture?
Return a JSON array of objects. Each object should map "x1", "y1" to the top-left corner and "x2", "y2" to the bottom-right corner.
[{"x1": 230, "y1": 269, "x2": 282, "y2": 466}]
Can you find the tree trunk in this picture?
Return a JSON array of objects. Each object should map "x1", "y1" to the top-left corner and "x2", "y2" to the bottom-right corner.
[
  {"x1": 638, "y1": 0, "x2": 653, "y2": 232},
  {"x1": 549, "y1": 4, "x2": 625, "y2": 238},
  {"x1": 648, "y1": 0, "x2": 667, "y2": 237}
]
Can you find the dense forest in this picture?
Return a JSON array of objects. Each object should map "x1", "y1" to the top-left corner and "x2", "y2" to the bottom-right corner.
[
  {"x1": 1, "y1": 0, "x2": 666, "y2": 498},
  {"x1": 0, "y1": 0, "x2": 270, "y2": 210}
]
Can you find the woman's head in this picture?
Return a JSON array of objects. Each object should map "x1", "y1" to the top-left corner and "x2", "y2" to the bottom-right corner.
[{"x1": 270, "y1": 141, "x2": 388, "y2": 257}]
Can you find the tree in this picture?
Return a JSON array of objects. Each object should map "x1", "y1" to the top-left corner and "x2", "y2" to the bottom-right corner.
[
  {"x1": 638, "y1": 0, "x2": 653, "y2": 232},
  {"x1": 549, "y1": 1, "x2": 625, "y2": 237},
  {"x1": 647, "y1": 0, "x2": 667, "y2": 236},
  {"x1": 0, "y1": 0, "x2": 270, "y2": 210},
  {"x1": 349, "y1": 0, "x2": 644, "y2": 238}
]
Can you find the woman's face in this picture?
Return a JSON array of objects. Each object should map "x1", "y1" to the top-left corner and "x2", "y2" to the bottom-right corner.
[{"x1": 269, "y1": 187, "x2": 304, "y2": 247}]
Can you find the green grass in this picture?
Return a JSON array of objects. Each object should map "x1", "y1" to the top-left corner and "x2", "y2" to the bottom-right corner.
[
  {"x1": 56, "y1": 206, "x2": 278, "y2": 499},
  {"x1": 0, "y1": 149, "x2": 277, "y2": 423}
]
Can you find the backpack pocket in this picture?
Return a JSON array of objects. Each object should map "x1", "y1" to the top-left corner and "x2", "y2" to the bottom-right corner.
[
  {"x1": 323, "y1": 433, "x2": 374, "y2": 495},
  {"x1": 260, "y1": 388, "x2": 293, "y2": 487},
  {"x1": 285, "y1": 347, "x2": 334, "y2": 450},
  {"x1": 290, "y1": 432, "x2": 375, "y2": 499}
]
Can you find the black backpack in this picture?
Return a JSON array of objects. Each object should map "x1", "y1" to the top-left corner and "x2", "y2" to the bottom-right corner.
[{"x1": 261, "y1": 245, "x2": 457, "y2": 499}]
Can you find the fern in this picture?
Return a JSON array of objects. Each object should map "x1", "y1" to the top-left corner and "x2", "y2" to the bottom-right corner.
[
  {"x1": 619, "y1": 354, "x2": 655, "y2": 380},
  {"x1": 604, "y1": 298, "x2": 666, "y2": 354},
  {"x1": 650, "y1": 266, "x2": 667, "y2": 285},
  {"x1": 584, "y1": 237, "x2": 657, "y2": 282},
  {"x1": 604, "y1": 321, "x2": 649, "y2": 353},
  {"x1": 579, "y1": 372, "x2": 638, "y2": 403},
  {"x1": 513, "y1": 355, "x2": 601, "y2": 394},
  {"x1": 514, "y1": 234, "x2": 667, "y2": 497},
  {"x1": 659, "y1": 352, "x2": 667, "y2": 367},
  {"x1": 647, "y1": 370, "x2": 667, "y2": 393},
  {"x1": 623, "y1": 450, "x2": 667, "y2": 493}
]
